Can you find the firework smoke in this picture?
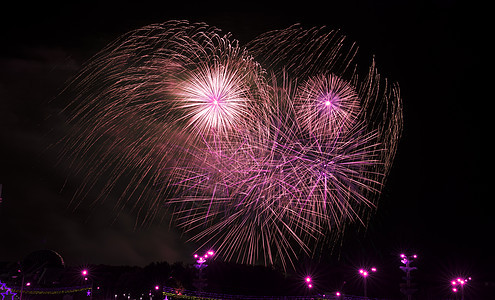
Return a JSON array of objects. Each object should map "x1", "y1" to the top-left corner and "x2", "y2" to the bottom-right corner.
[{"x1": 58, "y1": 21, "x2": 402, "y2": 269}]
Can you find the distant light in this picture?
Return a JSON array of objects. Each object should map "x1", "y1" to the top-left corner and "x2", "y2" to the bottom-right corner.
[
  {"x1": 363, "y1": 271, "x2": 368, "y2": 277},
  {"x1": 194, "y1": 254, "x2": 198, "y2": 258},
  {"x1": 336, "y1": 291, "x2": 341, "y2": 296},
  {"x1": 308, "y1": 284, "x2": 313, "y2": 288},
  {"x1": 26, "y1": 282, "x2": 31, "y2": 286},
  {"x1": 371, "y1": 267, "x2": 377, "y2": 272},
  {"x1": 400, "y1": 253, "x2": 405, "y2": 258},
  {"x1": 451, "y1": 280, "x2": 457, "y2": 286},
  {"x1": 207, "y1": 250, "x2": 214, "y2": 256},
  {"x1": 359, "y1": 269, "x2": 364, "y2": 274},
  {"x1": 305, "y1": 276, "x2": 311, "y2": 283},
  {"x1": 325, "y1": 100, "x2": 331, "y2": 106},
  {"x1": 452, "y1": 287, "x2": 457, "y2": 292},
  {"x1": 82, "y1": 269, "x2": 88, "y2": 276},
  {"x1": 155, "y1": 285, "x2": 159, "y2": 290},
  {"x1": 413, "y1": 254, "x2": 417, "y2": 259}
]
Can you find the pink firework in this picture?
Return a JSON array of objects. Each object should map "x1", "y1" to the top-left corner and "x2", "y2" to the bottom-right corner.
[
  {"x1": 295, "y1": 74, "x2": 361, "y2": 139},
  {"x1": 58, "y1": 21, "x2": 402, "y2": 269},
  {"x1": 173, "y1": 61, "x2": 253, "y2": 136}
]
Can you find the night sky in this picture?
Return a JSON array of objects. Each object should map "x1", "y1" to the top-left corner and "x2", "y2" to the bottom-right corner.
[{"x1": 0, "y1": 0, "x2": 490, "y2": 291}]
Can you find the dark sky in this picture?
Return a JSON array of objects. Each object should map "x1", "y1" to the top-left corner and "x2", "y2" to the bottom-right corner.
[{"x1": 0, "y1": 0, "x2": 490, "y2": 288}]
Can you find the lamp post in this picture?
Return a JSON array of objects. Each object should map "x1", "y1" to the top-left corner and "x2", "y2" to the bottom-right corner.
[
  {"x1": 451, "y1": 277, "x2": 471, "y2": 300},
  {"x1": 304, "y1": 276, "x2": 313, "y2": 289},
  {"x1": 82, "y1": 269, "x2": 93, "y2": 300},
  {"x1": 193, "y1": 250, "x2": 214, "y2": 292},
  {"x1": 399, "y1": 253, "x2": 418, "y2": 300},
  {"x1": 358, "y1": 267, "x2": 376, "y2": 298}
]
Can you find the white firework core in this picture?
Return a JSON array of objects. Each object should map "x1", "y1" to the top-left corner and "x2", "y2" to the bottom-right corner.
[{"x1": 174, "y1": 62, "x2": 252, "y2": 136}]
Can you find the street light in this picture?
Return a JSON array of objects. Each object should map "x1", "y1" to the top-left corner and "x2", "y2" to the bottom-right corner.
[
  {"x1": 451, "y1": 276, "x2": 471, "y2": 300},
  {"x1": 81, "y1": 269, "x2": 93, "y2": 300},
  {"x1": 304, "y1": 276, "x2": 313, "y2": 289},
  {"x1": 399, "y1": 253, "x2": 418, "y2": 300},
  {"x1": 358, "y1": 267, "x2": 376, "y2": 298},
  {"x1": 193, "y1": 250, "x2": 215, "y2": 292}
]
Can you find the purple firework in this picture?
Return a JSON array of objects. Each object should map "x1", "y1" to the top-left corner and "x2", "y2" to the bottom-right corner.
[{"x1": 58, "y1": 21, "x2": 402, "y2": 269}]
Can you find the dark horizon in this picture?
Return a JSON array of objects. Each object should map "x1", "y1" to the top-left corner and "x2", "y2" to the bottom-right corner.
[{"x1": 0, "y1": 1, "x2": 490, "y2": 298}]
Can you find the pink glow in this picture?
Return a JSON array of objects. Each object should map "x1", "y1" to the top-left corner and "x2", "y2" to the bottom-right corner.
[
  {"x1": 81, "y1": 269, "x2": 88, "y2": 276},
  {"x1": 305, "y1": 276, "x2": 311, "y2": 283},
  {"x1": 155, "y1": 285, "x2": 159, "y2": 290},
  {"x1": 194, "y1": 254, "x2": 198, "y2": 258},
  {"x1": 451, "y1": 280, "x2": 457, "y2": 285},
  {"x1": 413, "y1": 254, "x2": 417, "y2": 258},
  {"x1": 452, "y1": 287, "x2": 457, "y2": 292},
  {"x1": 336, "y1": 291, "x2": 341, "y2": 296},
  {"x1": 371, "y1": 267, "x2": 377, "y2": 272},
  {"x1": 207, "y1": 250, "x2": 215, "y2": 256},
  {"x1": 308, "y1": 284, "x2": 313, "y2": 288},
  {"x1": 26, "y1": 282, "x2": 31, "y2": 286},
  {"x1": 325, "y1": 100, "x2": 331, "y2": 106},
  {"x1": 359, "y1": 269, "x2": 364, "y2": 274},
  {"x1": 400, "y1": 253, "x2": 405, "y2": 258}
]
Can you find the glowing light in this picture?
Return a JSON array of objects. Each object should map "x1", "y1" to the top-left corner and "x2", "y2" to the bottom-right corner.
[
  {"x1": 371, "y1": 267, "x2": 377, "y2": 272},
  {"x1": 81, "y1": 270, "x2": 88, "y2": 276},
  {"x1": 305, "y1": 276, "x2": 311, "y2": 283},
  {"x1": 336, "y1": 291, "x2": 341, "y2": 297},
  {"x1": 155, "y1": 285, "x2": 159, "y2": 290}
]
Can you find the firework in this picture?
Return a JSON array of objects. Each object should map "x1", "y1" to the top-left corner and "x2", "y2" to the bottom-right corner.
[{"x1": 58, "y1": 21, "x2": 402, "y2": 269}]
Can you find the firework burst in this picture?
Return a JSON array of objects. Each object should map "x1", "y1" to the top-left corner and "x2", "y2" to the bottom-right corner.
[
  {"x1": 295, "y1": 74, "x2": 361, "y2": 139},
  {"x1": 58, "y1": 21, "x2": 402, "y2": 269}
]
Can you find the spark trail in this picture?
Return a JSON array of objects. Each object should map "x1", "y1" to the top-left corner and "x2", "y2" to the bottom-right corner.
[{"x1": 58, "y1": 21, "x2": 402, "y2": 269}]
